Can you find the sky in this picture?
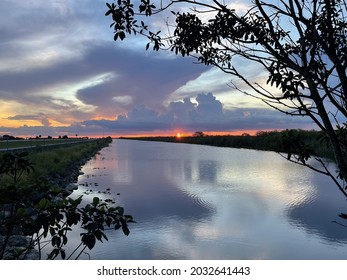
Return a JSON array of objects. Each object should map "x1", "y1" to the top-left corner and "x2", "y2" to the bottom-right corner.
[{"x1": 0, "y1": 0, "x2": 318, "y2": 138}]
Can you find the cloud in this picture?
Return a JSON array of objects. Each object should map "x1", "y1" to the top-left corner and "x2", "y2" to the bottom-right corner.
[
  {"x1": 0, "y1": 0, "x2": 122, "y2": 123},
  {"x1": 7, "y1": 113, "x2": 51, "y2": 126},
  {"x1": 75, "y1": 44, "x2": 209, "y2": 113},
  {"x1": 169, "y1": 97, "x2": 196, "y2": 123},
  {"x1": 0, "y1": 0, "x2": 320, "y2": 138},
  {"x1": 1, "y1": 92, "x2": 318, "y2": 137},
  {"x1": 79, "y1": 92, "x2": 316, "y2": 135},
  {"x1": 195, "y1": 92, "x2": 224, "y2": 121},
  {"x1": 0, "y1": 36, "x2": 208, "y2": 124}
]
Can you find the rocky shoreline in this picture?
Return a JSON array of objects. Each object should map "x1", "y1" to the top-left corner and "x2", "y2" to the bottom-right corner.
[{"x1": 0, "y1": 138, "x2": 112, "y2": 260}]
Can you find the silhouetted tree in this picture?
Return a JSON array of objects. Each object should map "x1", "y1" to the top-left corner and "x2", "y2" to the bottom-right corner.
[
  {"x1": 193, "y1": 131, "x2": 205, "y2": 137},
  {"x1": 105, "y1": 0, "x2": 347, "y2": 196}
]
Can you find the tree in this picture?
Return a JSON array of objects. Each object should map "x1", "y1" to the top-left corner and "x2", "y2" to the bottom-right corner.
[
  {"x1": 105, "y1": 0, "x2": 347, "y2": 196},
  {"x1": 193, "y1": 131, "x2": 205, "y2": 137}
]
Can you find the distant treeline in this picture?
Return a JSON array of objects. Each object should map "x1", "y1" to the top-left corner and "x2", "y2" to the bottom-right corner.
[{"x1": 121, "y1": 130, "x2": 335, "y2": 161}]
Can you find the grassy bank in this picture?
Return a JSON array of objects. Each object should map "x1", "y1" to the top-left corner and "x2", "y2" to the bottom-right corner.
[
  {"x1": 122, "y1": 130, "x2": 334, "y2": 160},
  {"x1": 0, "y1": 137, "x2": 113, "y2": 188},
  {"x1": 0, "y1": 138, "x2": 87, "y2": 150}
]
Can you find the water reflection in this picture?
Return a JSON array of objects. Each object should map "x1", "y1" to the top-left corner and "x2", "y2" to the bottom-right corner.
[
  {"x1": 198, "y1": 160, "x2": 218, "y2": 182},
  {"x1": 68, "y1": 140, "x2": 347, "y2": 259},
  {"x1": 287, "y1": 172, "x2": 347, "y2": 244}
]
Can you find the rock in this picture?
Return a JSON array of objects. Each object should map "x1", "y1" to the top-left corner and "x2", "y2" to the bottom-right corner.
[
  {"x1": 0, "y1": 235, "x2": 39, "y2": 260},
  {"x1": 66, "y1": 183, "x2": 78, "y2": 192}
]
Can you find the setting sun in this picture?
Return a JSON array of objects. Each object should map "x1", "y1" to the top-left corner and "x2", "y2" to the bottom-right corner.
[{"x1": 176, "y1": 133, "x2": 182, "y2": 138}]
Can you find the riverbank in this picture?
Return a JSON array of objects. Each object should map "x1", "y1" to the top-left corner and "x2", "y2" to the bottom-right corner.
[
  {"x1": 0, "y1": 138, "x2": 93, "y2": 151},
  {"x1": 0, "y1": 137, "x2": 113, "y2": 259},
  {"x1": 1, "y1": 137, "x2": 113, "y2": 192},
  {"x1": 121, "y1": 129, "x2": 334, "y2": 161}
]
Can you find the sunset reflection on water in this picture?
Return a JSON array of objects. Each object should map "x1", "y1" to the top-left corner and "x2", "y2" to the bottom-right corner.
[{"x1": 67, "y1": 139, "x2": 347, "y2": 260}]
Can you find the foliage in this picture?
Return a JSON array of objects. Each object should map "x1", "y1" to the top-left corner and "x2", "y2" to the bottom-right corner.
[
  {"x1": 0, "y1": 143, "x2": 133, "y2": 260},
  {"x1": 123, "y1": 129, "x2": 333, "y2": 158},
  {"x1": 192, "y1": 131, "x2": 205, "y2": 137},
  {"x1": 105, "y1": 0, "x2": 347, "y2": 196}
]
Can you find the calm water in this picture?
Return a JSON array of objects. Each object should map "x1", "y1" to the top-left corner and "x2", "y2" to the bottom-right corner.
[{"x1": 67, "y1": 139, "x2": 347, "y2": 259}]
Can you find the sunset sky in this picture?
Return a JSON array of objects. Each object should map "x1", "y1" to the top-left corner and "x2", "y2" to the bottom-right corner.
[{"x1": 0, "y1": 0, "x2": 318, "y2": 138}]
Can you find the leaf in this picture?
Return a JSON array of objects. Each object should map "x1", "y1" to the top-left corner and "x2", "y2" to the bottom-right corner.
[
  {"x1": 16, "y1": 207, "x2": 26, "y2": 217},
  {"x1": 116, "y1": 206, "x2": 124, "y2": 215},
  {"x1": 60, "y1": 249, "x2": 66, "y2": 260},
  {"x1": 82, "y1": 234, "x2": 96, "y2": 250},
  {"x1": 62, "y1": 235, "x2": 68, "y2": 245},
  {"x1": 47, "y1": 248, "x2": 59, "y2": 260},
  {"x1": 288, "y1": 71, "x2": 293, "y2": 79},
  {"x1": 119, "y1": 31, "x2": 126, "y2": 40},
  {"x1": 92, "y1": 197, "x2": 100, "y2": 207},
  {"x1": 139, "y1": 4, "x2": 146, "y2": 13},
  {"x1": 50, "y1": 227, "x2": 56, "y2": 237},
  {"x1": 37, "y1": 198, "x2": 49, "y2": 209},
  {"x1": 94, "y1": 230, "x2": 103, "y2": 241},
  {"x1": 120, "y1": 219, "x2": 130, "y2": 236},
  {"x1": 56, "y1": 236, "x2": 62, "y2": 247},
  {"x1": 114, "y1": 223, "x2": 121, "y2": 230},
  {"x1": 124, "y1": 214, "x2": 134, "y2": 221},
  {"x1": 339, "y1": 213, "x2": 347, "y2": 220}
]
